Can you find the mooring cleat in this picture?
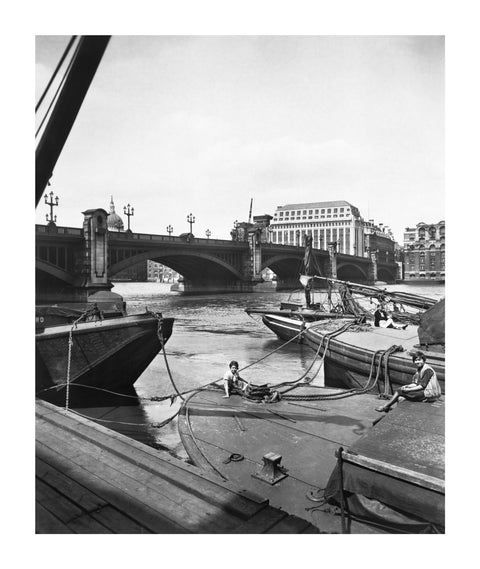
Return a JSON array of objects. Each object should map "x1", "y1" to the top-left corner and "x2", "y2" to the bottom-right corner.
[{"x1": 252, "y1": 452, "x2": 288, "y2": 485}]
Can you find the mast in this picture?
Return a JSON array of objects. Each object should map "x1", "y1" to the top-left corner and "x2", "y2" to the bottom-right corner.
[
  {"x1": 248, "y1": 198, "x2": 253, "y2": 224},
  {"x1": 35, "y1": 36, "x2": 111, "y2": 206}
]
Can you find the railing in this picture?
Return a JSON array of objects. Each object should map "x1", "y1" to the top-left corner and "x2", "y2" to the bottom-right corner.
[
  {"x1": 35, "y1": 224, "x2": 82, "y2": 236},
  {"x1": 107, "y1": 231, "x2": 247, "y2": 246}
]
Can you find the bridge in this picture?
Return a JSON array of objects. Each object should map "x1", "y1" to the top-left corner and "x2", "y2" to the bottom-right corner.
[{"x1": 36, "y1": 208, "x2": 398, "y2": 303}]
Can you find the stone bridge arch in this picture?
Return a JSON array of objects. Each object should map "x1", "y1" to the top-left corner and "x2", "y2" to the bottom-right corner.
[
  {"x1": 109, "y1": 248, "x2": 244, "y2": 280},
  {"x1": 36, "y1": 259, "x2": 77, "y2": 285},
  {"x1": 336, "y1": 262, "x2": 369, "y2": 282},
  {"x1": 376, "y1": 266, "x2": 397, "y2": 283},
  {"x1": 260, "y1": 253, "x2": 329, "y2": 290}
]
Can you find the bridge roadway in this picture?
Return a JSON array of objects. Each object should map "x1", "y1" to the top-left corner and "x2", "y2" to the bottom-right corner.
[{"x1": 35, "y1": 224, "x2": 396, "y2": 297}]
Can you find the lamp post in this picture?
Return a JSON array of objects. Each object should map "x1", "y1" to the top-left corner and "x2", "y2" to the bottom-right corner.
[
  {"x1": 187, "y1": 213, "x2": 195, "y2": 234},
  {"x1": 45, "y1": 191, "x2": 59, "y2": 225},
  {"x1": 166, "y1": 224, "x2": 173, "y2": 236},
  {"x1": 123, "y1": 203, "x2": 134, "y2": 232},
  {"x1": 234, "y1": 220, "x2": 239, "y2": 241},
  {"x1": 205, "y1": 229, "x2": 211, "y2": 240}
]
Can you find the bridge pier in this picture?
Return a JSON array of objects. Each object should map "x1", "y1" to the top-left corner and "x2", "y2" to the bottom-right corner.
[
  {"x1": 36, "y1": 209, "x2": 124, "y2": 313},
  {"x1": 367, "y1": 249, "x2": 378, "y2": 284},
  {"x1": 172, "y1": 278, "x2": 258, "y2": 295}
]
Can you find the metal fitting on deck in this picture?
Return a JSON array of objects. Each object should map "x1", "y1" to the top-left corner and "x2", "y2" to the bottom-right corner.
[{"x1": 252, "y1": 452, "x2": 288, "y2": 485}]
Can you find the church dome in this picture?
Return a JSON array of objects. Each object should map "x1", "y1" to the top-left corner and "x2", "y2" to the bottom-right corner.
[{"x1": 107, "y1": 196, "x2": 124, "y2": 231}]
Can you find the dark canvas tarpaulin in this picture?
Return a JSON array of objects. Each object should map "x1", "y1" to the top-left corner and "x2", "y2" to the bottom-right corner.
[
  {"x1": 418, "y1": 298, "x2": 445, "y2": 346},
  {"x1": 323, "y1": 399, "x2": 445, "y2": 532},
  {"x1": 324, "y1": 460, "x2": 444, "y2": 531}
]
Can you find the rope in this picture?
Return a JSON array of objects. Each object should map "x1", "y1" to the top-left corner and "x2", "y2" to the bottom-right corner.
[
  {"x1": 280, "y1": 344, "x2": 404, "y2": 402},
  {"x1": 64, "y1": 308, "x2": 98, "y2": 410},
  {"x1": 238, "y1": 326, "x2": 306, "y2": 373},
  {"x1": 275, "y1": 320, "x2": 355, "y2": 394},
  {"x1": 69, "y1": 407, "x2": 181, "y2": 429}
]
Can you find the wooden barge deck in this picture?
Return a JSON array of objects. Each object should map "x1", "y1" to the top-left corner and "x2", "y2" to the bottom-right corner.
[
  {"x1": 178, "y1": 386, "x2": 445, "y2": 533},
  {"x1": 35, "y1": 399, "x2": 318, "y2": 534}
]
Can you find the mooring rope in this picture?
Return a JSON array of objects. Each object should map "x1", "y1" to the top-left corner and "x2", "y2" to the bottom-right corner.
[
  {"x1": 146, "y1": 310, "x2": 186, "y2": 402},
  {"x1": 64, "y1": 307, "x2": 101, "y2": 411}
]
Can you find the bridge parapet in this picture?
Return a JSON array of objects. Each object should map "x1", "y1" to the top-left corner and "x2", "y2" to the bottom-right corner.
[
  {"x1": 36, "y1": 224, "x2": 83, "y2": 237},
  {"x1": 108, "y1": 231, "x2": 245, "y2": 248}
]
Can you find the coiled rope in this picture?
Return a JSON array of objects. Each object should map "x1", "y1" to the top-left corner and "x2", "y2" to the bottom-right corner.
[{"x1": 279, "y1": 343, "x2": 404, "y2": 402}]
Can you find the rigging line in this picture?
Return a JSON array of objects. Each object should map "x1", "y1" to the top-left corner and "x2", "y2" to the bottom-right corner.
[
  {"x1": 238, "y1": 327, "x2": 306, "y2": 372},
  {"x1": 272, "y1": 320, "x2": 357, "y2": 392},
  {"x1": 184, "y1": 397, "x2": 228, "y2": 481},
  {"x1": 69, "y1": 407, "x2": 180, "y2": 428},
  {"x1": 36, "y1": 382, "x2": 142, "y2": 400},
  {"x1": 35, "y1": 35, "x2": 77, "y2": 112},
  {"x1": 35, "y1": 37, "x2": 82, "y2": 139}
]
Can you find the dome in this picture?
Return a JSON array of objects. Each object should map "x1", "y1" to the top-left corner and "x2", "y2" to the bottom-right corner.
[{"x1": 107, "y1": 196, "x2": 124, "y2": 231}]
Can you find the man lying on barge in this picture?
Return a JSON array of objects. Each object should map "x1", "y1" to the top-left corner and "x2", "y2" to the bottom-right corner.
[{"x1": 375, "y1": 351, "x2": 441, "y2": 412}]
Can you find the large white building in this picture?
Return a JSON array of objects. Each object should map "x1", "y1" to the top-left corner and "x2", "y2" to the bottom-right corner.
[{"x1": 270, "y1": 200, "x2": 366, "y2": 256}]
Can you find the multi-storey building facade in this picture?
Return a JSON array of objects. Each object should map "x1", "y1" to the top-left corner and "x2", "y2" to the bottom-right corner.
[
  {"x1": 403, "y1": 221, "x2": 445, "y2": 281},
  {"x1": 363, "y1": 219, "x2": 396, "y2": 264},
  {"x1": 269, "y1": 201, "x2": 395, "y2": 261},
  {"x1": 270, "y1": 200, "x2": 364, "y2": 255}
]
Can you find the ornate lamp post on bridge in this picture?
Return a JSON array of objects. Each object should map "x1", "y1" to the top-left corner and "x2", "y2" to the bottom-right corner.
[
  {"x1": 123, "y1": 203, "x2": 134, "y2": 232},
  {"x1": 166, "y1": 224, "x2": 173, "y2": 236},
  {"x1": 45, "y1": 191, "x2": 59, "y2": 226},
  {"x1": 205, "y1": 229, "x2": 211, "y2": 240},
  {"x1": 187, "y1": 213, "x2": 195, "y2": 235},
  {"x1": 233, "y1": 220, "x2": 239, "y2": 241}
]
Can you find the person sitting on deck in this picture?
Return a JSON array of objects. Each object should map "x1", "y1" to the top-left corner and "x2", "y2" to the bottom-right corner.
[
  {"x1": 223, "y1": 360, "x2": 250, "y2": 398},
  {"x1": 374, "y1": 304, "x2": 407, "y2": 330},
  {"x1": 375, "y1": 351, "x2": 441, "y2": 412}
]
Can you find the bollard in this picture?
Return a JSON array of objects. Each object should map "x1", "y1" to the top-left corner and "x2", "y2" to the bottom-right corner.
[{"x1": 252, "y1": 452, "x2": 288, "y2": 485}]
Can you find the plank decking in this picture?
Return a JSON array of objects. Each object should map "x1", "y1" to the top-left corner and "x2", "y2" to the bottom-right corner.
[{"x1": 35, "y1": 399, "x2": 318, "y2": 534}]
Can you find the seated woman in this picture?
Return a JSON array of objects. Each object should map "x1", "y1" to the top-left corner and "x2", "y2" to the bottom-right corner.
[
  {"x1": 376, "y1": 351, "x2": 441, "y2": 412},
  {"x1": 374, "y1": 304, "x2": 407, "y2": 330}
]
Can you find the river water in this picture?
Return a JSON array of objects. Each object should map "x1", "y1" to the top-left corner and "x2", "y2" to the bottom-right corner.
[{"x1": 77, "y1": 281, "x2": 445, "y2": 461}]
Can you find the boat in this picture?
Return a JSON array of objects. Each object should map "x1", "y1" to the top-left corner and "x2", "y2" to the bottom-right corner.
[
  {"x1": 35, "y1": 298, "x2": 174, "y2": 405},
  {"x1": 246, "y1": 235, "x2": 437, "y2": 343},
  {"x1": 303, "y1": 300, "x2": 445, "y2": 394},
  {"x1": 35, "y1": 36, "x2": 175, "y2": 406},
  {"x1": 177, "y1": 381, "x2": 444, "y2": 533}
]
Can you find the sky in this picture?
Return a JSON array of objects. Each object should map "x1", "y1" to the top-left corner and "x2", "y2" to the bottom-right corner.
[{"x1": 35, "y1": 35, "x2": 444, "y2": 243}]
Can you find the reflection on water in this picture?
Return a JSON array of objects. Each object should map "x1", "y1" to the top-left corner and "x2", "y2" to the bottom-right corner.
[{"x1": 74, "y1": 281, "x2": 444, "y2": 460}]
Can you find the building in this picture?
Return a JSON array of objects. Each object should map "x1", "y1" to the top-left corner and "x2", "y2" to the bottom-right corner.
[
  {"x1": 362, "y1": 219, "x2": 396, "y2": 264},
  {"x1": 403, "y1": 221, "x2": 445, "y2": 281},
  {"x1": 146, "y1": 260, "x2": 179, "y2": 283},
  {"x1": 269, "y1": 200, "x2": 394, "y2": 259}
]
